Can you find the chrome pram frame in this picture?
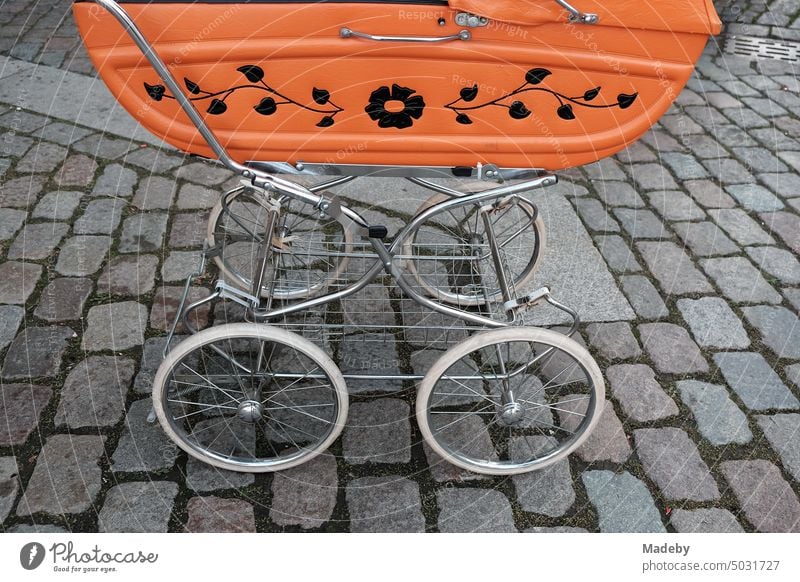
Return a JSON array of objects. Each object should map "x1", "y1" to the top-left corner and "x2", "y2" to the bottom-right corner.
[{"x1": 93, "y1": 0, "x2": 606, "y2": 476}]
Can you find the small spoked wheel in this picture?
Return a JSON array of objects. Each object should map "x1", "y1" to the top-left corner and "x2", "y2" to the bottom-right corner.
[
  {"x1": 207, "y1": 186, "x2": 354, "y2": 300},
  {"x1": 152, "y1": 323, "x2": 348, "y2": 472},
  {"x1": 416, "y1": 327, "x2": 604, "y2": 475},
  {"x1": 403, "y1": 193, "x2": 546, "y2": 306}
]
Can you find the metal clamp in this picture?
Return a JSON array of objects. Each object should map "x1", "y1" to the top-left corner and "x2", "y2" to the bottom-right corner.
[
  {"x1": 503, "y1": 287, "x2": 551, "y2": 312},
  {"x1": 215, "y1": 280, "x2": 261, "y2": 310},
  {"x1": 340, "y1": 27, "x2": 471, "y2": 42},
  {"x1": 554, "y1": 0, "x2": 598, "y2": 24},
  {"x1": 454, "y1": 12, "x2": 489, "y2": 28}
]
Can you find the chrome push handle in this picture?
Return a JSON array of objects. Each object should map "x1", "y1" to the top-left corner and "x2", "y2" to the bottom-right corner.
[
  {"x1": 340, "y1": 27, "x2": 471, "y2": 42},
  {"x1": 554, "y1": 0, "x2": 599, "y2": 24}
]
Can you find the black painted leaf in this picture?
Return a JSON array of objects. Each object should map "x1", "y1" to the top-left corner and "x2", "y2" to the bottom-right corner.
[
  {"x1": 583, "y1": 87, "x2": 600, "y2": 101},
  {"x1": 455, "y1": 113, "x2": 473, "y2": 125},
  {"x1": 460, "y1": 84, "x2": 478, "y2": 102},
  {"x1": 317, "y1": 116, "x2": 335, "y2": 127},
  {"x1": 617, "y1": 92, "x2": 638, "y2": 109},
  {"x1": 144, "y1": 82, "x2": 165, "y2": 101},
  {"x1": 237, "y1": 65, "x2": 264, "y2": 83},
  {"x1": 207, "y1": 99, "x2": 228, "y2": 115},
  {"x1": 184, "y1": 77, "x2": 201, "y2": 95},
  {"x1": 525, "y1": 68, "x2": 551, "y2": 85},
  {"x1": 557, "y1": 103, "x2": 576, "y2": 120},
  {"x1": 509, "y1": 100, "x2": 531, "y2": 120},
  {"x1": 254, "y1": 97, "x2": 277, "y2": 115},
  {"x1": 312, "y1": 88, "x2": 330, "y2": 105}
]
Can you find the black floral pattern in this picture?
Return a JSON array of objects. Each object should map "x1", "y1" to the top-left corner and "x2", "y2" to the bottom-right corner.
[{"x1": 365, "y1": 84, "x2": 425, "y2": 129}]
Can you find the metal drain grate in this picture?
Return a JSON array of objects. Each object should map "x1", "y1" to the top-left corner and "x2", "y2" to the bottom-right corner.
[{"x1": 724, "y1": 34, "x2": 800, "y2": 63}]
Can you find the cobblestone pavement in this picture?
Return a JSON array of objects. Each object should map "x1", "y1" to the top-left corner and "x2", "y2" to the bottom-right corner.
[{"x1": 1, "y1": 2, "x2": 800, "y2": 533}]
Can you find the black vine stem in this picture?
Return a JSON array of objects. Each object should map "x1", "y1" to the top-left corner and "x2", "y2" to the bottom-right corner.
[{"x1": 445, "y1": 86, "x2": 628, "y2": 113}]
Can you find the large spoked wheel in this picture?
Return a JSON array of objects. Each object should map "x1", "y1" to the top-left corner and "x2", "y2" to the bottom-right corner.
[
  {"x1": 402, "y1": 193, "x2": 546, "y2": 307},
  {"x1": 416, "y1": 327, "x2": 603, "y2": 475},
  {"x1": 207, "y1": 186, "x2": 354, "y2": 301},
  {"x1": 152, "y1": 323, "x2": 348, "y2": 472}
]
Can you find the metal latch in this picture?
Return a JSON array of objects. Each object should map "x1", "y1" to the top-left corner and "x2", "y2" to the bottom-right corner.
[
  {"x1": 503, "y1": 287, "x2": 551, "y2": 312},
  {"x1": 455, "y1": 12, "x2": 489, "y2": 28}
]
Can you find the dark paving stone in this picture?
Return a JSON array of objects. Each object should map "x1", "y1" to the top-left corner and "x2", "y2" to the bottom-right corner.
[
  {"x1": 639, "y1": 323, "x2": 708, "y2": 374},
  {"x1": 700, "y1": 257, "x2": 782, "y2": 304},
  {"x1": 17, "y1": 435, "x2": 106, "y2": 516},
  {"x1": 149, "y1": 285, "x2": 211, "y2": 333},
  {"x1": 678, "y1": 380, "x2": 752, "y2": 445},
  {"x1": 619, "y1": 275, "x2": 668, "y2": 320},
  {"x1": 755, "y1": 414, "x2": 800, "y2": 481},
  {"x1": 97, "y1": 254, "x2": 158, "y2": 296},
  {"x1": 31, "y1": 190, "x2": 81, "y2": 220},
  {"x1": 342, "y1": 399, "x2": 411, "y2": 464},
  {"x1": 574, "y1": 198, "x2": 619, "y2": 232},
  {"x1": 586, "y1": 322, "x2": 641, "y2": 360},
  {"x1": 0, "y1": 208, "x2": 26, "y2": 240},
  {"x1": 7, "y1": 222, "x2": 69, "y2": 260},
  {"x1": 0, "y1": 261, "x2": 42, "y2": 305},
  {"x1": 132, "y1": 176, "x2": 177, "y2": 211},
  {"x1": 582, "y1": 470, "x2": 665, "y2": 533},
  {"x1": 0, "y1": 305, "x2": 24, "y2": 351},
  {"x1": 607, "y1": 364, "x2": 678, "y2": 422},
  {"x1": 745, "y1": 246, "x2": 800, "y2": 285},
  {"x1": 685, "y1": 179, "x2": 736, "y2": 208},
  {"x1": 340, "y1": 334, "x2": 403, "y2": 393},
  {"x1": 437, "y1": 489, "x2": 517, "y2": 532},
  {"x1": 177, "y1": 183, "x2": 218, "y2": 210},
  {"x1": 670, "y1": 508, "x2": 744, "y2": 533},
  {"x1": 73, "y1": 198, "x2": 125, "y2": 235},
  {"x1": 347, "y1": 476, "x2": 425, "y2": 533},
  {"x1": 672, "y1": 221, "x2": 739, "y2": 257},
  {"x1": 613, "y1": 208, "x2": 667, "y2": 239},
  {"x1": 15, "y1": 142, "x2": 68, "y2": 174},
  {"x1": 725, "y1": 184, "x2": 784, "y2": 212},
  {"x1": 0, "y1": 175, "x2": 46, "y2": 208},
  {"x1": 511, "y1": 436, "x2": 575, "y2": 518},
  {"x1": 707, "y1": 209, "x2": 775, "y2": 246},
  {"x1": 71, "y1": 134, "x2": 137, "y2": 160},
  {"x1": 2, "y1": 326, "x2": 73, "y2": 380},
  {"x1": 90, "y1": 163, "x2": 138, "y2": 197},
  {"x1": 634, "y1": 427, "x2": 720, "y2": 501},
  {"x1": 0, "y1": 457, "x2": 19, "y2": 523},
  {"x1": 742, "y1": 305, "x2": 800, "y2": 358},
  {"x1": 594, "y1": 235, "x2": 642, "y2": 273},
  {"x1": 161, "y1": 251, "x2": 202, "y2": 283},
  {"x1": 760, "y1": 211, "x2": 800, "y2": 254},
  {"x1": 270, "y1": 452, "x2": 337, "y2": 529},
  {"x1": 82, "y1": 301, "x2": 147, "y2": 351},
  {"x1": 594, "y1": 181, "x2": 645, "y2": 207},
  {"x1": 720, "y1": 460, "x2": 800, "y2": 532},
  {"x1": 185, "y1": 496, "x2": 256, "y2": 532},
  {"x1": 55, "y1": 235, "x2": 111, "y2": 277},
  {"x1": 557, "y1": 398, "x2": 631, "y2": 463},
  {"x1": 111, "y1": 399, "x2": 179, "y2": 473},
  {"x1": 55, "y1": 356, "x2": 135, "y2": 429},
  {"x1": 122, "y1": 147, "x2": 186, "y2": 174},
  {"x1": 0, "y1": 383, "x2": 52, "y2": 446},
  {"x1": 714, "y1": 352, "x2": 799, "y2": 411},
  {"x1": 676, "y1": 297, "x2": 750, "y2": 349},
  {"x1": 647, "y1": 190, "x2": 705, "y2": 221},
  {"x1": 637, "y1": 241, "x2": 713, "y2": 295},
  {"x1": 33, "y1": 278, "x2": 93, "y2": 322},
  {"x1": 174, "y1": 161, "x2": 234, "y2": 185},
  {"x1": 98, "y1": 481, "x2": 178, "y2": 533},
  {"x1": 118, "y1": 213, "x2": 169, "y2": 253},
  {"x1": 55, "y1": 154, "x2": 97, "y2": 188},
  {"x1": 168, "y1": 211, "x2": 209, "y2": 249},
  {"x1": 133, "y1": 335, "x2": 185, "y2": 394}
]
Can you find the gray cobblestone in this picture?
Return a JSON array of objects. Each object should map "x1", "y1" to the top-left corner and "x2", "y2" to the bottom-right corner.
[
  {"x1": 0, "y1": 208, "x2": 26, "y2": 240},
  {"x1": 639, "y1": 323, "x2": 708, "y2": 374},
  {"x1": 177, "y1": 183, "x2": 218, "y2": 210},
  {"x1": 0, "y1": 175, "x2": 46, "y2": 208},
  {"x1": 756, "y1": 414, "x2": 800, "y2": 481},
  {"x1": 150, "y1": 285, "x2": 211, "y2": 333},
  {"x1": 185, "y1": 496, "x2": 256, "y2": 533},
  {"x1": 760, "y1": 211, "x2": 800, "y2": 254},
  {"x1": 586, "y1": 322, "x2": 641, "y2": 360},
  {"x1": 714, "y1": 352, "x2": 799, "y2": 411},
  {"x1": 343, "y1": 399, "x2": 411, "y2": 464},
  {"x1": 37, "y1": 122, "x2": 93, "y2": 146},
  {"x1": 708, "y1": 208, "x2": 775, "y2": 245},
  {"x1": 0, "y1": 305, "x2": 24, "y2": 351},
  {"x1": 16, "y1": 142, "x2": 67, "y2": 174},
  {"x1": 700, "y1": 257, "x2": 782, "y2": 304},
  {"x1": 784, "y1": 288, "x2": 800, "y2": 312},
  {"x1": 526, "y1": 526, "x2": 589, "y2": 533},
  {"x1": 34, "y1": 277, "x2": 92, "y2": 322},
  {"x1": 742, "y1": 305, "x2": 800, "y2": 358},
  {"x1": 678, "y1": 380, "x2": 753, "y2": 445},
  {"x1": 0, "y1": 383, "x2": 52, "y2": 446},
  {"x1": 574, "y1": 198, "x2": 619, "y2": 232},
  {"x1": 661, "y1": 152, "x2": 709, "y2": 180},
  {"x1": 161, "y1": 251, "x2": 202, "y2": 283},
  {"x1": 71, "y1": 134, "x2": 136, "y2": 160},
  {"x1": 437, "y1": 489, "x2": 517, "y2": 532},
  {"x1": 174, "y1": 161, "x2": 233, "y2": 185},
  {"x1": 346, "y1": 476, "x2": 425, "y2": 533},
  {"x1": 17, "y1": 434, "x2": 105, "y2": 516},
  {"x1": 7, "y1": 222, "x2": 69, "y2": 260},
  {"x1": 619, "y1": 275, "x2": 668, "y2": 320},
  {"x1": 720, "y1": 460, "x2": 800, "y2": 532},
  {"x1": 82, "y1": 301, "x2": 147, "y2": 351},
  {"x1": 670, "y1": 508, "x2": 744, "y2": 533},
  {"x1": 0, "y1": 457, "x2": 19, "y2": 523},
  {"x1": 74, "y1": 198, "x2": 125, "y2": 235},
  {"x1": 685, "y1": 180, "x2": 736, "y2": 208},
  {"x1": 511, "y1": 437, "x2": 575, "y2": 517},
  {"x1": 647, "y1": 190, "x2": 705, "y2": 221},
  {"x1": 757, "y1": 172, "x2": 800, "y2": 199},
  {"x1": 594, "y1": 235, "x2": 642, "y2": 273},
  {"x1": 31, "y1": 190, "x2": 81, "y2": 220},
  {"x1": 91, "y1": 164, "x2": 138, "y2": 197},
  {"x1": 634, "y1": 427, "x2": 720, "y2": 501},
  {"x1": 2, "y1": 326, "x2": 72, "y2": 380},
  {"x1": 630, "y1": 163, "x2": 679, "y2": 191},
  {"x1": 168, "y1": 211, "x2": 208, "y2": 249},
  {"x1": 340, "y1": 334, "x2": 403, "y2": 393},
  {"x1": 637, "y1": 241, "x2": 712, "y2": 295},
  {"x1": 132, "y1": 176, "x2": 177, "y2": 211},
  {"x1": 582, "y1": 470, "x2": 665, "y2": 533},
  {"x1": 0, "y1": 261, "x2": 41, "y2": 305},
  {"x1": 123, "y1": 147, "x2": 186, "y2": 174},
  {"x1": 672, "y1": 221, "x2": 739, "y2": 257},
  {"x1": 55, "y1": 235, "x2": 111, "y2": 276},
  {"x1": 595, "y1": 181, "x2": 645, "y2": 207},
  {"x1": 133, "y1": 336, "x2": 184, "y2": 394},
  {"x1": 745, "y1": 246, "x2": 800, "y2": 284},
  {"x1": 97, "y1": 255, "x2": 158, "y2": 296},
  {"x1": 111, "y1": 399, "x2": 179, "y2": 473},
  {"x1": 607, "y1": 364, "x2": 678, "y2": 422},
  {"x1": 422, "y1": 441, "x2": 490, "y2": 483},
  {"x1": 557, "y1": 399, "x2": 631, "y2": 463},
  {"x1": 613, "y1": 208, "x2": 666, "y2": 239},
  {"x1": 270, "y1": 452, "x2": 338, "y2": 529},
  {"x1": 55, "y1": 356, "x2": 135, "y2": 428},
  {"x1": 677, "y1": 297, "x2": 750, "y2": 349},
  {"x1": 119, "y1": 213, "x2": 168, "y2": 253},
  {"x1": 55, "y1": 154, "x2": 97, "y2": 188},
  {"x1": 98, "y1": 481, "x2": 178, "y2": 533},
  {"x1": 725, "y1": 184, "x2": 784, "y2": 212}
]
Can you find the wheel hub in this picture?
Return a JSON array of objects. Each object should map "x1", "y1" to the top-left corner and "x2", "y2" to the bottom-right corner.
[
  {"x1": 497, "y1": 401, "x2": 525, "y2": 425},
  {"x1": 237, "y1": 400, "x2": 263, "y2": 423}
]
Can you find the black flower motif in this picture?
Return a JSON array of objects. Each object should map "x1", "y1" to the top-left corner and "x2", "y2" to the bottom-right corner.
[{"x1": 365, "y1": 84, "x2": 425, "y2": 129}]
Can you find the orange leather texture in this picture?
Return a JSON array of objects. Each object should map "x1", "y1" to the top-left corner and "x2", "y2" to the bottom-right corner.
[
  {"x1": 74, "y1": 2, "x2": 718, "y2": 170},
  {"x1": 449, "y1": 0, "x2": 722, "y2": 34}
]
